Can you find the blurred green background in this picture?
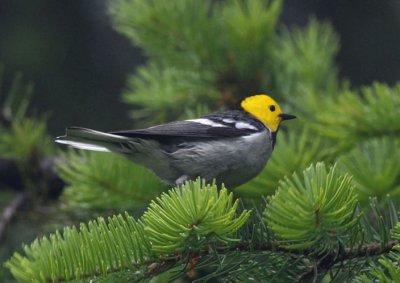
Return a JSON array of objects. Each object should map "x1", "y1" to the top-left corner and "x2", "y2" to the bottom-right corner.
[{"x1": 0, "y1": 0, "x2": 399, "y2": 134}]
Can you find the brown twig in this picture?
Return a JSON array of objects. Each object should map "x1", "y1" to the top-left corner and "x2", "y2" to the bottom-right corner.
[
  {"x1": 0, "y1": 192, "x2": 27, "y2": 244},
  {"x1": 143, "y1": 240, "x2": 399, "y2": 280}
]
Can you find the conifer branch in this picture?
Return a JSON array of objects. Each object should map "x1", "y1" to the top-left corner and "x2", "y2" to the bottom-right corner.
[
  {"x1": 295, "y1": 240, "x2": 398, "y2": 282},
  {"x1": 338, "y1": 137, "x2": 400, "y2": 203},
  {"x1": 140, "y1": 240, "x2": 399, "y2": 280},
  {"x1": 57, "y1": 151, "x2": 167, "y2": 211},
  {"x1": 265, "y1": 163, "x2": 359, "y2": 252},
  {"x1": 5, "y1": 181, "x2": 252, "y2": 282},
  {"x1": 300, "y1": 83, "x2": 400, "y2": 150}
]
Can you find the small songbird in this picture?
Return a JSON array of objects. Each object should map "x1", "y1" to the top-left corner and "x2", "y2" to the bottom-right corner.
[{"x1": 56, "y1": 94, "x2": 296, "y2": 188}]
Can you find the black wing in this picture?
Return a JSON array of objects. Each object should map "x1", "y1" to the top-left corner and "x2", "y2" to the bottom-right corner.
[{"x1": 110, "y1": 110, "x2": 266, "y2": 140}]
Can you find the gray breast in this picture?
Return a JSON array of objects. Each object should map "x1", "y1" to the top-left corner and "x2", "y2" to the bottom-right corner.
[{"x1": 165, "y1": 130, "x2": 274, "y2": 188}]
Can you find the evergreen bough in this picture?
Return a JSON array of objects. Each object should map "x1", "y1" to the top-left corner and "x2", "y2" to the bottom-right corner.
[
  {"x1": 5, "y1": 167, "x2": 399, "y2": 282},
  {"x1": 57, "y1": 151, "x2": 167, "y2": 212},
  {"x1": 265, "y1": 163, "x2": 358, "y2": 251},
  {"x1": 5, "y1": 180, "x2": 251, "y2": 282}
]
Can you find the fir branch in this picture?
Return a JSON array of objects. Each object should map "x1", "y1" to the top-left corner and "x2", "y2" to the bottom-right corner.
[
  {"x1": 142, "y1": 179, "x2": 252, "y2": 253},
  {"x1": 4, "y1": 200, "x2": 399, "y2": 282},
  {"x1": 130, "y1": 240, "x2": 399, "y2": 281},
  {"x1": 57, "y1": 151, "x2": 167, "y2": 211},
  {"x1": 122, "y1": 64, "x2": 218, "y2": 125},
  {"x1": 0, "y1": 118, "x2": 53, "y2": 159},
  {"x1": 271, "y1": 18, "x2": 340, "y2": 100},
  {"x1": 265, "y1": 163, "x2": 359, "y2": 252},
  {"x1": 356, "y1": 222, "x2": 400, "y2": 282},
  {"x1": 302, "y1": 83, "x2": 400, "y2": 149},
  {"x1": 5, "y1": 180, "x2": 251, "y2": 282},
  {"x1": 295, "y1": 241, "x2": 398, "y2": 282},
  {"x1": 110, "y1": 0, "x2": 218, "y2": 66},
  {"x1": 110, "y1": 0, "x2": 284, "y2": 122},
  {"x1": 338, "y1": 137, "x2": 400, "y2": 203},
  {"x1": 5, "y1": 212, "x2": 152, "y2": 282},
  {"x1": 208, "y1": 241, "x2": 398, "y2": 260}
]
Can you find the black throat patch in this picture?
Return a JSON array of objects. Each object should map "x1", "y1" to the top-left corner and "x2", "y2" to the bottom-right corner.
[{"x1": 271, "y1": 131, "x2": 277, "y2": 149}]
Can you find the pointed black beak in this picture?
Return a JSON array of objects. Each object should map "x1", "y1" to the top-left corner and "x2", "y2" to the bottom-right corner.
[{"x1": 279, "y1": 113, "x2": 296, "y2": 121}]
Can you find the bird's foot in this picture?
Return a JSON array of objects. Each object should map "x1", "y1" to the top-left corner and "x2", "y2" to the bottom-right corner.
[{"x1": 175, "y1": 175, "x2": 190, "y2": 188}]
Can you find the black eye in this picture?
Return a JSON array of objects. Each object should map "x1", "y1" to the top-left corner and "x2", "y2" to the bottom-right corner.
[{"x1": 269, "y1": 105, "x2": 276, "y2": 112}]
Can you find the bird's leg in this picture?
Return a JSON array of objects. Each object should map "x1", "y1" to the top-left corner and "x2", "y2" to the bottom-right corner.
[{"x1": 175, "y1": 174, "x2": 189, "y2": 188}]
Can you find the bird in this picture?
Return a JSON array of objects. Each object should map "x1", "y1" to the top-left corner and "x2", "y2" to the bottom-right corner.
[{"x1": 56, "y1": 94, "x2": 296, "y2": 189}]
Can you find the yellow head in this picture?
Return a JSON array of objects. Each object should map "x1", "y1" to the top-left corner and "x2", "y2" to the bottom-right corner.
[{"x1": 241, "y1": 94, "x2": 296, "y2": 132}]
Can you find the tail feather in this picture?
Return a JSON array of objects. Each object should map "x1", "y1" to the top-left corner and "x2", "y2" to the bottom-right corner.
[{"x1": 55, "y1": 127, "x2": 131, "y2": 153}]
